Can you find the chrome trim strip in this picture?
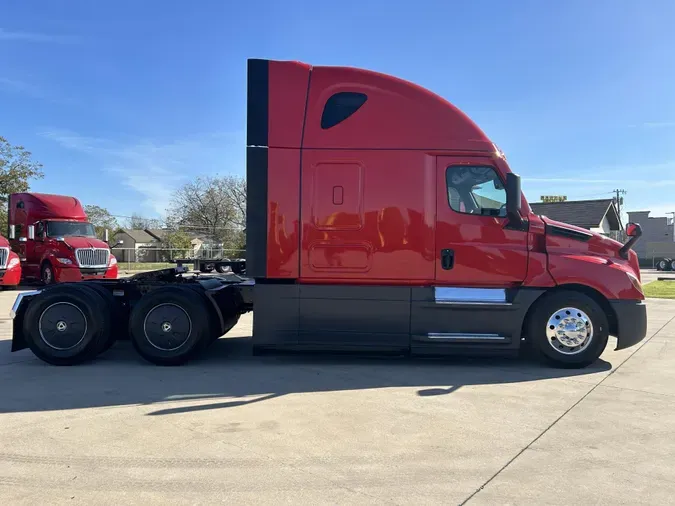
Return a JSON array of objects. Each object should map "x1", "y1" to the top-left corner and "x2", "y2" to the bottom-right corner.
[
  {"x1": 434, "y1": 287, "x2": 507, "y2": 303},
  {"x1": 10, "y1": 290, "x2": 42, "y2": 319},
  {"x1": 426, "y1": 333, "x2": 508, "y2": 341}
]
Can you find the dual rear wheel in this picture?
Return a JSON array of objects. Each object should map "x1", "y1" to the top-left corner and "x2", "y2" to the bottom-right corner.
[{"x1": 22, "y1": 284, "x2": 230, "y2": 366}]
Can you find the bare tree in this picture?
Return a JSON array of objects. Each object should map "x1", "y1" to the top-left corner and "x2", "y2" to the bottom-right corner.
[
  {"x1": 166, "y1": 175, "x2": 246, "y2": 249},
  {"x1": 125, "y1": 213, "x2": 163, "y2": 230}
]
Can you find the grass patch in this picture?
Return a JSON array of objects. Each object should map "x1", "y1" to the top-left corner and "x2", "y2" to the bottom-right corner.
[
  {"x1": 118, "y1": 262, "x2": 175, "y2": 271},
  {"x1": 643, "y1": 280, "x2": 675, "y2": 299}
]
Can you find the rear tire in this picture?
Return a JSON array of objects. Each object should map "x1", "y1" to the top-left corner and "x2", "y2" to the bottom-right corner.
[
  {"x1": 128, "y1": 286, "x2": 211, "y2": 365},
  {"x1": 526, "y1": 290, "x2": 609, "y2": 369},
  {"x1": 21, "y1": 284, "x2": 112, "y2": 365}
]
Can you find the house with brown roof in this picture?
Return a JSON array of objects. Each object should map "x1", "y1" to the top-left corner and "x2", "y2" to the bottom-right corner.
[
  {"x1": 529, "y1": 199, "x2": 622, "y2": 238},
  {"x1": 111, "y1": 229, "x2": 165, "y2": 263}
]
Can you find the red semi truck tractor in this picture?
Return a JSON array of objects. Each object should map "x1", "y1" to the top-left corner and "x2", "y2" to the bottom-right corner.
[
  {"x1": 9, "y1": 59, "x2": 646, "y2": 368},
  {"x1": 7, "y1": 192, "x2": 119, "y2": 284}
]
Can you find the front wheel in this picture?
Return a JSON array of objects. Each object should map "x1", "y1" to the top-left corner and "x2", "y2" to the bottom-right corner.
[
  {"x1": 526, "y1": 291, "x2": 609, "y2": 368},
  {"x1": 41, "y1": 262, "x2": 55, "y2": 285}
]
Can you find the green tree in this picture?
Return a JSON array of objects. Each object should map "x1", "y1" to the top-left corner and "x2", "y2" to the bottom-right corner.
[
  {"x1": 0, "y1": 136, "x2": 44, "y2": 233},
  {"x1": 163, "y1": 229, "x2": 192, "y2": 259},
  {"x1": 84, "y1": 204, "x2": 119, "y2": 240}
]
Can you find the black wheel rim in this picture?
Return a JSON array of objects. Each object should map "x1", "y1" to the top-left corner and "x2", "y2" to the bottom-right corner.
[
  {"x1": 143, "y1": 303, "x2": 192, "y2": 351},
  {"x1": 38, "y1": 302, "x2": 88, "y2": 350}
]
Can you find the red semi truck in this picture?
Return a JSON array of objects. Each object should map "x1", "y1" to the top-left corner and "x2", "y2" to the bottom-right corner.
[
  {"x1": 9, "y1": 58, "x2": 646, "y2": 368},
  {"x1": 7, "y1": 192, "x2": 119, "y2": 284}
]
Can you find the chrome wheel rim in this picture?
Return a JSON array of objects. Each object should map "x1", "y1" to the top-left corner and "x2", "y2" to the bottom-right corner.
[{"x1": 546, "y1": 307, "x2": 593, "y2": 355}]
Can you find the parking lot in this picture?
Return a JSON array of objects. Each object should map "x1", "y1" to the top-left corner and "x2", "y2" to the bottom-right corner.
[{"x1": 1, "y1": 288, "x2": 674, "y2": 505}]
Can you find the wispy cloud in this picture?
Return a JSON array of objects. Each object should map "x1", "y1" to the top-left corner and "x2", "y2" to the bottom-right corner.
[
  {"x1": 0, "y1": 28, "x2": 77, "y2": 43},
  {"x1": 0, "y1": 77, "x2": 45, "y2": 98},
  {"x1": 41, "y1": 129, "x2": 244, "y2": 215},
  {"x1": 525, "y1": 177, "x2": 675, "y2": 189},
  {"x1": 628, "y1": 121, "x2": 675, "y2": 129}
]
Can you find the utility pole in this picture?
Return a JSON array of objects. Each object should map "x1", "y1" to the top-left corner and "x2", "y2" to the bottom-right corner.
[{"x1": 613, "y1": 189, "x2": 627, "y2": 224}]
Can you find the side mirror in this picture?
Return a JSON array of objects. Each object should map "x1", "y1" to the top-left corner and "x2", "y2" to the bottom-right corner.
[
  {"x1": 9, "y1": 225, "x2": 15, "y2": 240},
  {"x1": 55, "y1": 236, "x2": 65, "y2": 242},
  {"x1": 104, "y1": 229, "x2": 109, "y2": 242},
  {"x1": 19, "y1": 237, "x2": 27, "y2": 243},
  {"x1": 626, "y1": 222, "x2": 642, "y2": 238},
  {"x1": 27, "y1": 225, "x2": 35, "y2": 241},
  {"x1": 111, "y1": 240, "x2": 124, "y2": 249},
  {"x1": 505, "y1": 173, "x2": 523, "y2": 226}
]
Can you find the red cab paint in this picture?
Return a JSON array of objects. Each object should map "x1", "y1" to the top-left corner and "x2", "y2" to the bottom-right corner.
[{"x1": 8, "y1": 193, "x2": 118, "y2": 284}]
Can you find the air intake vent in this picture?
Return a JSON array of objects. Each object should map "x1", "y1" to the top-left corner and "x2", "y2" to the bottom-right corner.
[
  {"x1": 0, "y1": 248, "x2": 9, "y2": 268},
  {"x1": 75, "y1": 248, "x2": 109, "y2": 268}
]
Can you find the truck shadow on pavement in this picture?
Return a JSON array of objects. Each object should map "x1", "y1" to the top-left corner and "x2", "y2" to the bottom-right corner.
[{"x1": 0, "y1": 336, "x2": 612, "y2": 415}]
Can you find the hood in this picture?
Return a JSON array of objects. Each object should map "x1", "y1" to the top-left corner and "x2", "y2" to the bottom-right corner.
[
  {"x1": 542, "y1": 217, "x2": 624, "y2": 258},
  {"x1": 60, "y1": 237, "x2": 110, "y2": 250}
]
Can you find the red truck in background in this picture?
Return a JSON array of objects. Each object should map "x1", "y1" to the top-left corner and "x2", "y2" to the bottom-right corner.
[
  {"x1": 8, "y1": 193, "x2": 119, "y2": 284},
  {"x1": 9, "y1": 58, "x2": 647, "y2": 369}
]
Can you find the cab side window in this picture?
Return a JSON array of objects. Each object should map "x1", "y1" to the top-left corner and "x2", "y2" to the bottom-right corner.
[
  {"x1": 36, "y1": 222, "x2": 44, "y2": 238},
  {"x1": 446, "y1": 165, "x2": 507, "y2": 217}
]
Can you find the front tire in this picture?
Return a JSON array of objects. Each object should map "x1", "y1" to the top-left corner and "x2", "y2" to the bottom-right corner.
[
  {"x1": 526, "y1": 290, "x2": 609, "y2": 368},
  {"x1": 41, "y1": 262, "x2": 55, "y2": 285},
  {"x1": 128, "y1": 286, "x2": 212, "y2": 365}
]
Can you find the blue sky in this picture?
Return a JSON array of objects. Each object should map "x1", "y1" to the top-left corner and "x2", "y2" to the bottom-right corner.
[{"x1": 1, "y1": 0, "x2": 674, "y2": 221}]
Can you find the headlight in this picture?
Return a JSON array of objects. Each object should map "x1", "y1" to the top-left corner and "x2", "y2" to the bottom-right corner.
[
  {"x1": 7, "y1": 257, "x2": 20, "y2": 268},
  {"x1": 626, "y1": 271, "x2": 642, "y2": 294},
  {"x1": 109, "y1": 255, "x2": 117, "y2": 266},
  {"x1": 56, "y1": 258, "x2": 73, "y2": 265}
]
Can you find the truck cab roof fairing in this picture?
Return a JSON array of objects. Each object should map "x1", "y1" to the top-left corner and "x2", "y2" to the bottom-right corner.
[
  {"x1": 246, "y1": 58, "x2": 496, "y2": 152},
  {"x1": 303, "y1": 65, "x2": 494, "y2": 151}
]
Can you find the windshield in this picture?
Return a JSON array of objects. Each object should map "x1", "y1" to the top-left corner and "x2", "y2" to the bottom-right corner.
[{"x1": 46, "y1": 221, "x2": 97, "y2": 238}]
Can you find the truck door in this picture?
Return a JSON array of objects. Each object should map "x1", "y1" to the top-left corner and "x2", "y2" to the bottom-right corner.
[{"x1": 435, "y1": 156, "x2": 528, "y2": 287}]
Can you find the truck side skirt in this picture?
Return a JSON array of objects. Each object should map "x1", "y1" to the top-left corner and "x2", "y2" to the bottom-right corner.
[{"x1": 252, "y1": 283, "x2": 545, "y2": 354}]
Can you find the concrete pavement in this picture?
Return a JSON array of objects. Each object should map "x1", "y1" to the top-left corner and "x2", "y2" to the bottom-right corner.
[{"x1": 0, "y1": 290, "x2": 674, "y2": 504}]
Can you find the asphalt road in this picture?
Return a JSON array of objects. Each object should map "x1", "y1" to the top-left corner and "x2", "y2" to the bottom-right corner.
[{"x1": 0, "y1": 290, "x2": 674, "y2": 505}]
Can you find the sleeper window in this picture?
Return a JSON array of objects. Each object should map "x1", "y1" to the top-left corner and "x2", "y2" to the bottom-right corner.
[{"x1": 446, "y1": 165, "x2": 507, "y2": 217}]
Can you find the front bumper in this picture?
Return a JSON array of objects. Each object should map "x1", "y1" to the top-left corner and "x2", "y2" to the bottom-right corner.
[
  {"x1": 56, "y1": 265, "x2": 117, "y2": 282},
  {"x1": 610, "y1": 299, "x2": 648, "y2": 350}
]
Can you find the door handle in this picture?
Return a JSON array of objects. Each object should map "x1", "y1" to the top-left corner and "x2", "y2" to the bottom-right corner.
[{"x1": 441, "y1": 249, "x2": 454, "y2": 270}]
